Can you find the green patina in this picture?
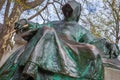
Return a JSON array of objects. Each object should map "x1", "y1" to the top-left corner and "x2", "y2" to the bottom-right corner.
[{"x1": 0, "y1": 1, "x2": 119, "y2": 80}]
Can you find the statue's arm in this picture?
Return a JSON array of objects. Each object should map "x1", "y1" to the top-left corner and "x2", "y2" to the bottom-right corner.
[
  {"x1": 27, "y1": 21, "x2": 44, "y2": 29},
  {"x1": 27, "y1": 20, "x2": 54, "y2": 29},
  {"x1": 14, "y1": 19, "x2": 46, "y2": 31},
  {"x1": 77, "y1": 25, "x2": 120, "y2": 58},
  {"x1": 14, "y1": 19, "x2": 46, "y2": 41},
  {"x1": 77, "y1": 26, "x2": 96, "y2": 43}
]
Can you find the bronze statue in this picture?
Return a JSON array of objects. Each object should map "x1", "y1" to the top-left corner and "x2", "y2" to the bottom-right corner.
[{"x1": 0, "y1": 1, "x2": 119, "y2": 80}]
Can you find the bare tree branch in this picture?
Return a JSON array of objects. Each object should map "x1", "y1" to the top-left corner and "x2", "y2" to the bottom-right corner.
[
  {"x1": 28, "y1": 3, "x2": 48, "y2": 20},
  {"x1": 52, "y1": 3, "x2": 61, "y2": 20},
  {"x1": 28, "y1": 1, "x2": 63, "y2": 21},
  {"x1": 24, "y1": 0, "x2": 44, "y2": 10},
  {"x1": 106, "y1": 0, "x2": 120, "y2": 44},
  {"x1": 54, "y1": 0, "x2": 64, "y2": 6},
  {"x1": 0, "y1": 0, "x2": 6, "y2": 10},
  {"x1": 4, "y1": 0, "x2": 11, "y2": 22},
  {"x1": 39, "y1": 14, "x2": 45, "y2": 23}
]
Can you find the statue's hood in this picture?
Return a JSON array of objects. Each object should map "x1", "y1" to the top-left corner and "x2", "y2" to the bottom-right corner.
[{"x1": 62, "y1": 1, "x2": 81, "y2": 22}]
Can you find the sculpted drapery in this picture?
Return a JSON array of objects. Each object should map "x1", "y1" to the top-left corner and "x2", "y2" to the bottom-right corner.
[{"x1": 0, "y1": 1, "x2": 119, "y2": 80}]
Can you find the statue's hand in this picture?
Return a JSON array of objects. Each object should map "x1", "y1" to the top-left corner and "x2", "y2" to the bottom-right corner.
[
  {"x1": 14, "y1": 19, "x2": 28, "y2": 31},
  {"x1": 20, "y1": 29, "x2": 38, "y2": 41},
  {"x1": 106, "y1": 42, "x2": 120, "y2": 58}
]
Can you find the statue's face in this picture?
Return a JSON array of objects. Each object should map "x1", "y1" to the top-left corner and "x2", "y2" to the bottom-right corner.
[
  {"x1": 14, "y1": 19, "x2": 28, "y2": 31},
  {"x1": 62, "y1": 1, "x2": 81, "y2": 22},
  {"x1": 62, "y1": 4, "x2": 73, "y2": 18}
]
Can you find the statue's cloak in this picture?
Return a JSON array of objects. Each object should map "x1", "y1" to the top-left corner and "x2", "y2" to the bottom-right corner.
[{"x1": 0, "y1": 22, "x2": 104, "y2": 80}]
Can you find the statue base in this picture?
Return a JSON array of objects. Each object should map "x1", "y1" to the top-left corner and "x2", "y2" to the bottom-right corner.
[
  {"x1": 103, "y1": 58, "x2": 120, "y2": 80},
  {"x1": 105, "y1": 67, "x2": 120, "y2": 80}
]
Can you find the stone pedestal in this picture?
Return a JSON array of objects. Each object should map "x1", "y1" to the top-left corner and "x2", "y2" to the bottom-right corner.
[{"x1": 105, "y1": 67, "x2": 120, "y2": 80}]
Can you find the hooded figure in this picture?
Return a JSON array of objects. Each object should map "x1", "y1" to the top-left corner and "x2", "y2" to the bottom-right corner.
[
  {"x1": 62, "y1": 1, "x2": 81, "y2": 22},
  {"x1": 0, "y1": 1, "x2": 109, "y2": 80}
]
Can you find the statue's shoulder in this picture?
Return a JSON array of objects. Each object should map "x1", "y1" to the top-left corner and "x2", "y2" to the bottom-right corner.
[
  {"x1": 44, "y1": 21, "x2": 64, "y2": 28},
  {"x1": 77, "y1": 24, "x2": 89, "y2": 31},
  {"x1": 50, "y1": 20, "x2": 64, "y2": 25}
]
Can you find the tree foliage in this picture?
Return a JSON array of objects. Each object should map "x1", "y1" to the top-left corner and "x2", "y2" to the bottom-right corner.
[
  {"x1": 79, "y1": 0, "x2": 120, "y2": 44},
  {"x1": 0, "y1": 0, "x2": 66, "y2": 58}
]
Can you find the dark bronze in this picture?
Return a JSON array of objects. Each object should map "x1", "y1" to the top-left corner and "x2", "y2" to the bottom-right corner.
[{"x1": 0, "y1": 1, "x2": 119, "y2": 80}]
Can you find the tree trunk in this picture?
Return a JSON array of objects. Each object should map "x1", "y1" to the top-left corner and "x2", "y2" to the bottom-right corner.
[
  {"x1": 0, "y1": 6, "x2": 23, "y2": 59},
  {"x1": 0, "y1": 0, "x2": 44, "y2": 59}
]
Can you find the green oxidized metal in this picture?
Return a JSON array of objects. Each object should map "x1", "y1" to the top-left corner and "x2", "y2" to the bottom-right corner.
[{"x1": 0, "y1": 1, "x2": 115, "y2": 80}]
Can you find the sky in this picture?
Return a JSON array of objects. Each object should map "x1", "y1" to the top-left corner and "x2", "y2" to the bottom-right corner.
[
  {"x1": 0, "y1": 0, "x2": 119, "y2": 46},
  {"x1": 0, "y1": 0, "x2": 102, "y2": 24}
]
